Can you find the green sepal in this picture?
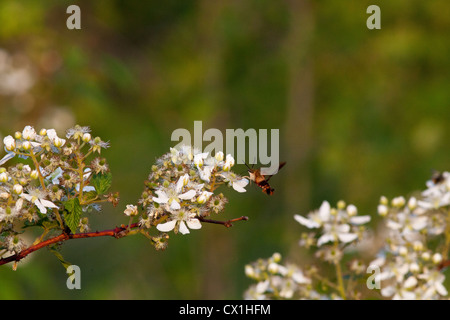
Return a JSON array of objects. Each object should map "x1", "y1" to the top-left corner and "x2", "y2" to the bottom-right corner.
[{"x1": 48, "y1": 245, "x2": 72, "y2": 270}]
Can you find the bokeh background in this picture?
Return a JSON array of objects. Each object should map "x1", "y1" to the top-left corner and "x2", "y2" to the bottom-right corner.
[{"x1": 1, "y1": 0, "x2": 450, "y2": 299}]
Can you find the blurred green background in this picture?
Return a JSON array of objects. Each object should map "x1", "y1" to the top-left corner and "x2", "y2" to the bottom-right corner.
[{"x1": 1, "y1": 0, "x2": 450, "y2": 299}]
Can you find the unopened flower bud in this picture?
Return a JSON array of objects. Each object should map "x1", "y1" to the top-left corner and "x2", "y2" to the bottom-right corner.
[
  {"x1": 82, "y1": 133, "x2": 91, "y2": 143},
  {"x1": 223, "y1": 154, "x2": 235, "y2": 171},
  {"x1": 399, "y1": 246, "x2": 408, "y2": 256},
  {"x1": 22, "y1": 141, "x2": 31, "y2": 150},
  {"x1": 215, "y1": 151, "x2": 224, "y2": 162},
  {"x1": 22, "y1": 126, "x2": 36, "y2": 140},
  {"x1": 3, "y1": 135, "x2": 16, "y2": 151},
  {"x1": 379, "y1": 196, "x2": 388, "y2": 205},
  {"x1": 408, "y1": 197, "x2": 417, "y2": 210},
  {"x1": 392, "y1": 196, "x2": 405, "y2": 208},
  {"x1": 413, "y1": 241, "x2": 423, "y2": 252},
  {"x1": 13, "y1": 184, "x2": 23, "y2": 194},
  {"x1": 432, "y1": 253, "x2": 443, "y2": 264},
  {"x1": 30, "y1": 170, "x2": 39, "y2": 180},
  {"x1": 377, "y1": 204, "x2": 388, "y2": 216},
  {"x1": 197, "y1": 191, "x2": 212, "y2": 204},
  {"x1": 346, "y1": 204, "x2": 357, "y2": 216},
  {"x1": 54, "y1": 137, "x2": 65, "y2": 148},
  {"x1": 421, "y1": 252, "x2": 431, "y2": 261},
  {"x1": 272, "y1": 252, "x2": 282, "y2": 263},
  {"x1": 0, "y1": 172, "x2": 8, "y2": 183}
]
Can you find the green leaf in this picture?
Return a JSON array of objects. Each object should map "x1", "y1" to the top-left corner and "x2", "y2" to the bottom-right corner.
[
  {"x1": 63, "y1": 198, "x2": 82, "y2": 234},
  {"x1": 91, "y1": 172, "x2": 112, "y2": 194},
  {"x1": 83, "y1": 190, "x2": 98, "y2": 202}
]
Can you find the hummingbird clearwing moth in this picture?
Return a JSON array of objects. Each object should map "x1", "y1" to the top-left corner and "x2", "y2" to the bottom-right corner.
[
  {"x1": 246, "y1": 162, "x2": 286, "y2": 195},
  {"x1": 431, "y1": 170, "x2": 445, "y2": 184}
]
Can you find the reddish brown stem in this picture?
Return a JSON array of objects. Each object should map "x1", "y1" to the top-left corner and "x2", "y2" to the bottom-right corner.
[
  {"x1": 438, "y1": 260, "x2": 450, "y2": 271},
  {"x1": 0, "y1": 216, "x2": 249, "y2": 267},
  {"x1": 198, "y1": 215, "x2": 249, "y2": 228},
  {"x1": 0, "y1": 222, "x2": 140, "y2": 267}
]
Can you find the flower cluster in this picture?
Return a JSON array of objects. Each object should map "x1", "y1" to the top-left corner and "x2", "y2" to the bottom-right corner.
[
  {"x1": 244, "y1": 253, "x2": 318, "y2": 300},
  {"x1": 295, "y1": 200, "x2": 371, "y2": 263},
  {"x1": 372, "y1": 172, "x2": 450, "y2": 300},
  {"x1": 129, "y1": 146, "x2": 248, "y2": 239},
  {"x1": 245, "y1": 172, "x2": 450, "y2": 300},
  {"x1": 244, "y1": 201, "x2": 373, "y2": 300},
  {"x1": 0, "y1": 125, "x2": 114, "y2": 258}
]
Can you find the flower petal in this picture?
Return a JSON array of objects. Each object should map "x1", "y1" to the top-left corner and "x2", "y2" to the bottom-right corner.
[
  {"x1": 156, "y1": 220, "x2": 177, "y2": 232},
  {"x1": 153, "y1": 190, "x2": 169, "y2": 203},
  {"x1": 412, "y1": 216, "x2": 428, "y2": 230},
  {"x1": 349, "y1": 215, "x2": 371, "y2": 225},
  {"x1": 318, "y1": 201, "x2": 331, "y2": 222},
  {"x1": 179, "y1": 189, "x2": 197, "y2": 200},
  {"x1": 186, "y1": 218, "x2": 202, "y2": 230},
  {"x1": 170, "y1": 200, "x2": 181, "y2": 210},
  {"x1": 294, "y1": 214, "x2": 320, "y2": 228},
  {"x1": 178, "y1": 221, "x2": 190, "y2": 234},
  {"x1": 436, "y1": 282, "x2": 448, "y2": 296},
  {"x1": 317, "y1": 234, "x2": 334, "y2": 246},
  {"x1": 338, "y1": 232, "x2": 358, "y2": 243},
  {"x1": 232, "y1": 178, "x2": 249, "y2": 193},
  {"x1": 40, "y1": 199, "x2": 59, "y2": 209},
  {"x1": 35, "y1": 200, "x2": 47, "y2": 214}
]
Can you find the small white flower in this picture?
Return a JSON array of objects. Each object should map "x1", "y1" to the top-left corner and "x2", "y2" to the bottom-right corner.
[
  {"x1": 317, "y1": 223, "x2": 358, "y2": 246},
  {"x1": 170, "y1": 145, "x2": 194, "y2": 165},
  {"x1": 20, "y1": 188, "x2": 58, "y2": 214},
  {"x1": 124, "y1": 204, "x2": 138, "y2": 216},
  {"x1": 152, "y1": 185, "x2": 197, "y2": 210},
  {"x1": 198, "y1": 165, "x2": 214, "y2": 182},
  {"x1": 156, "y1": 208, "x2": 202, "y2": 235},
  {"x1": 0, "y1": 198, "x2": 23, "y2": 223},
  {"x1": 294, "y1": 201, "x2": 331, "y2": 229},
  {"x1": 419, "y1": 270, "x2": 448, "y2": 298},
  {"x1": 219, "y1": 172, "x2": 248, "y2": 193},
  {"x1": 193, "y1": 152, "x2": 208, "y2": 168}
]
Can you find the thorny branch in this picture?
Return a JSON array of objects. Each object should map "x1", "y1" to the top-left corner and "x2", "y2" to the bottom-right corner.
[{"x1": 0, "y1": 216, "x2": 248, "y2": 267}]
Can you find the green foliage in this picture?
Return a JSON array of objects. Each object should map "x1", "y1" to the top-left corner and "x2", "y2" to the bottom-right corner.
[
  {"x1": 63, "y1": 198, "x2": 82, "y2": 234},
  {"x1": 1, "y1": 0, "x2": 450, "y2": 299},
  {"x1": 91, "y1": 172, "x2": 112, "y2": 195}
]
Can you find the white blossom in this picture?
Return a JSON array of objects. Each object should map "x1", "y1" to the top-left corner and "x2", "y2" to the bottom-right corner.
[
  {"x1": 156, "y1": 208, "x2": 202, "y2": 235},
  {"x1": 20, "y1": 188, "x2": 58, "y2": 214}
]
